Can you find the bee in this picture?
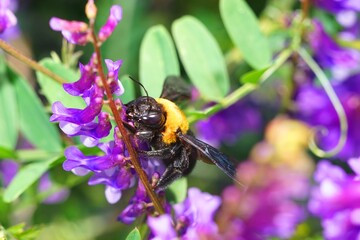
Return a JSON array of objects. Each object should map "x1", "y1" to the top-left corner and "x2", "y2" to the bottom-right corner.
[{"x1": 125, "y1": 76, "x2": 239, "y2": 190}]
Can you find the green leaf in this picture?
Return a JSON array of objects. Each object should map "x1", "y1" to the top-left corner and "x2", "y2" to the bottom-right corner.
[
  {"x1": 126, "y1": 228, "x2": 141, "y2": 240},
  {"x1": 0, "y1": 146, "x2": 17, "y2": 159},
  {"x1": 6, "y1": 223, "x2": 26, "y2": 235},
  {"x1": 0, "y1": 59, "x2": 18, "y2": 149},
  {"x1": 5, "y1": 223, "x2": 42, "y2": 240},
  {"x1": 240, "y1": 67, "x2": 269, "y2": 85},
  {"x1": 12, "y1": 69, "x2": 62, "y2": 152},
  {"x1": 220, "y1": 0, "x2": 271, "y2": 69},
  {"x1": 36, "y1": 58, "x2": 85, "y2": 108},
  {"x1": 166, "y1": 178, "x2": 188, "y2": 204},
  {"x1": 3, "y1": 155, "x2": 61, "y2": 202},
  {"x1": 172, "y1": 16, "x2": 230, "y2": 101},
  {"x1": 140, "y1": 25, "x2": 180, "y2": 97},
  {"x1": 338, "y1": 39, "x2": 360, "y2": 50}
]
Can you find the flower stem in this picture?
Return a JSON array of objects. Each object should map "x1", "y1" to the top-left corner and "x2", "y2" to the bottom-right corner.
[
  {"x1": 89, "y1": 24, "x2": 165, "y2": 215},
  {"x1": 0, "y1": 39, "x2": 66, "y2": 84},
  {"x1": 298, "y1": 47, "x2": 348, "y2": 157},
  {"x1": 301, "y1": 0, "x2": 311, "y2": 22},
  {"x1": 187, "y1": 48, "x2": 293, "y2": 124}
]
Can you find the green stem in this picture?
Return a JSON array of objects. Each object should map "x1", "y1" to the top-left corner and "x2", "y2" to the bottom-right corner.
[
  {"x1": 187, "y1": 48, "x2": 293, "y2": 124},
  {"x1": 0, "y1": 39, "x2": 67, "y2": 84},
  {"x1": 298, "y1": 48, "x2": 348, "y2": 157}
]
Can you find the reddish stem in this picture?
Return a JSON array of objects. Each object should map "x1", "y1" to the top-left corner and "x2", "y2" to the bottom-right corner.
[
  {"x1": 89, "y1": 22, "x2": 165, "y2": 215},
  {"x1": 301, "y1": 0, "x2": 311, "y2": 21}
]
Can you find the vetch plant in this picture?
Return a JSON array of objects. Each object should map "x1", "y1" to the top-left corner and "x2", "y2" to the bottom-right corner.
[{"x1": 0, "y1": 0, "x2": 358, "y2": 239}]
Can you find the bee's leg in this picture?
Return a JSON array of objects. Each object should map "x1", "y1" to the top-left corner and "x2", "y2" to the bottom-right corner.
[
  {"x1": 123, "y1": 122, "x2": 136, "y2": 134},
  {"x1": 155, "y1": 165, "x2": 183, "y2": 190},
  {"x1": 138, "y1": 144, "x2": 181, "y2": 157},
  {"x1": 135, "y1": 130, "x2": 155, "y2": 140},
  {"x1": 156, "y1": 147, "x2": 194, "y2": 190}
]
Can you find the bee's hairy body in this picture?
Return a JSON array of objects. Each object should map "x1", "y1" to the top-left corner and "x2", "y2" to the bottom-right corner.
[
  {"x1": 155, "y1": 98, "x2": 189, "y2": 144},
  {"x1": 125, "y1": 93, "x2": 237, "y2": 190}
]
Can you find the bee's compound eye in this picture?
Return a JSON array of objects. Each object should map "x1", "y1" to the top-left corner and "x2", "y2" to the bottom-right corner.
[{"x1": 141, "y1": 112, "x2": 164, "y2": 127}]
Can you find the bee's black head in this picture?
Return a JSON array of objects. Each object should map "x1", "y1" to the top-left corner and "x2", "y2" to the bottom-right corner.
[{"x1": 125, "y1": 96, "x2": 165, "y2": 129}]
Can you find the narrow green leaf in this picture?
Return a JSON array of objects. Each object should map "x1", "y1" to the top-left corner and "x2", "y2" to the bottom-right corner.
[
  {"x1": 0, "y1": 147, "x2": 17, "y2": 159},
  {"x1": 3, "y1": 156, "x2": 60, "y2": 202},
  {"x1": 338, "y1": 39, "x2": 360, "y2": 50},
  {"x1": 126, "y1": 228, "x2": 141, "y2": 240},
  {"x1": 36, "y1": 58, "x2": 85, "y2": 108},
  {"x1": 166, "y1": 178, "x2": 188, "y2": 204},
  {"x1": 12, "y1": 69, "x2": 62, "y2": 152},
  {"x1": 140, "y1": 25, "x2": 180, "y2": 97},
  {"x1": 6, "y1": 223, "x2": 26, "y2": 235},
  {"x1": 172, "y1": 16, "x2": 229, "y2": 101},
  {"x1": 0, "y1": 60, "x2": 18, "y2": 149},
  {"x1": 220, "y1": 0, "x2": 271, "y2": 69},
  {"x1": 241, "y1": 67, "x2": 269, "y2": 85}
]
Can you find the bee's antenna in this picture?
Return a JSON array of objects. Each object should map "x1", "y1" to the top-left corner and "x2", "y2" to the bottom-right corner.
[
  {"x1": 128, "y1": 76, "x2": 153, "y2": 112},
  {"x1": 128, "y1": 75, "x2": 149, "y2": 99}
]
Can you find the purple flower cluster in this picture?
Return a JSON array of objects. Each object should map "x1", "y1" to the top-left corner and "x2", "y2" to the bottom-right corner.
[
  {"x1": 308, "y1": 1, "x2": 360, "y2": 81},
  {"x1": 309, "y1": 159, "x2": 360, "y2": 239},
  {"x1": 50, "y1": 4, "x2": 122, "y2": 45},
  {"x1": 296, "y1": 73, "x2": 360, "y2": 160},
  {"x1": 314, "y1": 0, "x2": 360, "y2": 14},
  {"x1": 147, "y1": 188, "x2": 221, "y2": 240},
  {"x1": 308, "y1": 19, "x2": 360, "y2": 80},
  {"x1": 49, "y1": 1, "x2": 165, "y2": 221},
  {"x1": 216, "y1": 161, "x2": 309, "y2": 240}
]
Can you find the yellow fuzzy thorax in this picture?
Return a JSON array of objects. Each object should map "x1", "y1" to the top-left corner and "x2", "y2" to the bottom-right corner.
[{"x1": 155, "y1": 98, "x2": 189, "y2": 144}]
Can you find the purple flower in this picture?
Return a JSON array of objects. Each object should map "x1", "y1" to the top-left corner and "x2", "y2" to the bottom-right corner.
[
  {"x1": 63, "y1": 141, "x2": 125, "y2": 174},
  {"x1": 295, "y1": 73, "x2": 360, "y2": 160},
  {"x1": 309, "y1": 159, "x2": 360, "y2": 239},
  {"x1": 38, "y1": 173, "x2": 69, "y2": 204},
  {"x1": 148, "y1": 215, "x2": 177, "y2": 240},
  {"x1": 50, "y1": 86, "x2": 104, "y2": 125},
  {"x1": 314, "y1": 0, "x2": 360, "y2": 13},
  {"x1": 60, "y1": 112, "x2": 111, "y2": 147},
  {"x1": 63, "y1": 60, "x2": 96, "y2": 96},
  {"x1": 308, "y1": 20, "x2": 360, "y2": 80},
  {"x1": 118, "y1": 182, "x2": 151, "y2": 224},
  {"x1": 0, "y1": 0, "x2": 17, "y2": 34},
  {"x1": 0, "y1": 160, "x2": 19, "y2": 187},
  {"x1": 196, "y1": 100, "x2": 261, "y2": 147},
  {"x1": 147, "y1": 188, "x2": 222, "y2": 240},
  {"x1": 49, "y1": 17, "x2": 90, "y2": 45},
  {"x1": 98, "y1": 5, "x2": 122, "y2": 42},
  {"x1": 61, "y1": 137, "x2": 151, "y2": 205},
  {"x1": 217, "y1": 161, "x2": 308, "y2": 240},
  {"x1": 50, "y1": 3, "x2": 122, "y2": 46},
  {"x1": 89, "y1": 166, "x2": 136, "y2": 204},
  {"x1": 117, "y1": 156, "x2": 165, "y2": 223},
  {"x1": 104, "y1": 59, "x2": 124, "y2": 95}
]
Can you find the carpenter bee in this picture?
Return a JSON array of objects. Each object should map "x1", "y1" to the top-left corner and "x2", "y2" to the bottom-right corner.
[{"x1": 125, "y1": 76, "x2": 239, "y2": 190}]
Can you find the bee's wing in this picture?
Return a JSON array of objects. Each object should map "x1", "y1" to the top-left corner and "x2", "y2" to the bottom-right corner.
[
  {"x1": 177, "y1": 132, "x2": 237, "y2": 181},
  {"x1": 160, "y1": 76, "x2": 192, "y2": 102}
]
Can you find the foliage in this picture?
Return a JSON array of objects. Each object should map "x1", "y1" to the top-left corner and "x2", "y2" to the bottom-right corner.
[{"x1": 0, "y1": 0, "x2": 359, "y2": 239}]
